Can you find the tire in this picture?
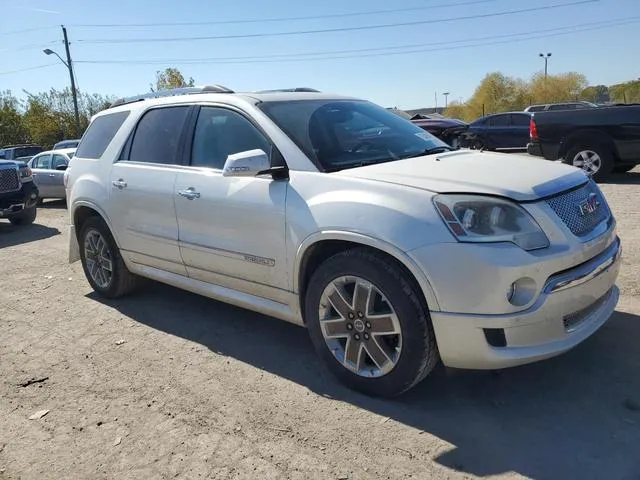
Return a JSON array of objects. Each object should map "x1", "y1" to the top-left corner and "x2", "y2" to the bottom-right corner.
[
  {"x1": 613, "y1": 164, "x2": 636, "y2": 173},
  {"x1": 564, "y1": 142, "x2": 614, "y2": 182},
  {"x1": 304, "y1": 248, "x2": 439, "y2": 397},
  {"x1": 79, "y1": 216, "x2": 139, "y2": 298},
  {"x1": 8, "y1": 206, "x2": 37, "y2": 225}
]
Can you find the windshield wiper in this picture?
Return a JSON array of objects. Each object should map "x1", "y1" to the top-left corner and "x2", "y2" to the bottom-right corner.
[
  {"x1": 324, "y1": 158, "x2": 395, "y2": 172},
  {"x1": 402, "y1": 146, "x2": 455, "y2": 159}
]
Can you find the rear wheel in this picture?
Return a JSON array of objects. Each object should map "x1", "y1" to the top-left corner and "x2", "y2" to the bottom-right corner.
[
  {"x1": 79, "y1": 216, "x2": 139, "y2": 298},
  {"x1": 8, "y1": 206, "x2": 36, "y2": 225},
  {"x1": 304, "y1": 248, "x2": 439, "y2": 397},
  {"x1": 564, "y1": 142, "x2": 614, "y2": 182}
]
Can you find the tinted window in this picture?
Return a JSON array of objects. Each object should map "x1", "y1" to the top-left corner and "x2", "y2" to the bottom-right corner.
[
  {"x1": 32, "y1": 154, "x2": 52, "y2": 169},
  {"x1": 76, "y1": 111, "x2": 129, "y2": 159},
  {"x1": 511, "y1": 114, "x2": 531, "y2": 126},
  {"x1": 191, "y1": 107, "x2": 271, "y2": 169},
  {"x1": 526, "y1": 105, "x2": 545, "y2": 112},
  {"x1": 52, "y1": 154, "x2": 68, "y2": 169},
  {"x1": 128, "y1": 107, "x2": 190, "y2": 164},
  {"x1": 259, "y1": 100, "x2": 448, "y2": 172},
  {"x1": 54, "y1": 140, "x2": 80, "y2": 149},
  {"x1": 489, "y1": 115, "x2": 510, "y2": 126},
  {"x1": 549, "y1": 104, "x2": 575, "y2": 111}
]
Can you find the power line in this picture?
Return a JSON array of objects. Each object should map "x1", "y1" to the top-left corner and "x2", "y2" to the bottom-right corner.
[
  {"x1": 75, "y1": 0, "x2": 597, "y2": 44},
  {"x1": 0, "y1": 40, "x2": 60, "y2": 54},
  {"x1": 71, "y1": 0, "x2": 499, "y2": 28},
  {"x1": 0, "y1": 64, "x2": 57, "y2": 76},
  {"x1": 1, "y1": 26, "x2": 57, "y2": 37},
  {"x1": 74, "y1": 17, "x2": 638, "y2": 65}
]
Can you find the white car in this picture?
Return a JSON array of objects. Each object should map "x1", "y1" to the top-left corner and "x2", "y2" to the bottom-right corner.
[
  {"x1": 66, "y1": 86, "x2": 621, "y2": 397},
  {"x1": 28, "y1": 148, "x2": 75, "y2": 201}
]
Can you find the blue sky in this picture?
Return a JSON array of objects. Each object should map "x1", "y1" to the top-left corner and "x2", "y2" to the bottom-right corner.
[{"x1": 2, "y1": 0, "x2": 639, "y2": 109}]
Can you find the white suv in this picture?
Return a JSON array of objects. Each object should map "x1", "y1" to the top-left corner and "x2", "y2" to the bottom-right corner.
[{"x1": 66, "y1": 86, "x2": 621, "y2": 396}]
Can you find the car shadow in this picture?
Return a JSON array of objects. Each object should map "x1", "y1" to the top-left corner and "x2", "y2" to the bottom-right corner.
[
  {"x1": 602, "y1": 170, "x2": 640, "y2": 185},
  {"x1": 39, "y1": 199, "x2": 67, "y2": 209},
  {"x1": 0, "y1": 222, "x2": 60, "y2": 248},
  {"x1": 88, "y1": 282, "x2": 640, "y2": 480}
]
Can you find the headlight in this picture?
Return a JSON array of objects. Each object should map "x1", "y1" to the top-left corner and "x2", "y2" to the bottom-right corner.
[
  {"x1": 433, "y1": 194, "x2": 549, "y2": 251},
  {"x1": 18, "y1": 166, "x2": 33, "y2": 181}
]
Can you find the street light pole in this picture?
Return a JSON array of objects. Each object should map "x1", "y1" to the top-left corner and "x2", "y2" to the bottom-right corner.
[
  {"x1": 539, "y1": 52, "x2": 552, "y2": 79},
  {"x1": 443, "y1": 92, "x2": 450, "y2": 109},
  {"x1": 43, "y1": 25, "x2": 80, "y2": 137}
]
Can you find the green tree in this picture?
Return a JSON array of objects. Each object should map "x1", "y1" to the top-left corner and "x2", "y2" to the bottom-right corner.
[
  {"x1": 609, "y1": 80, "x2": 640, "y2": 103},
  {"x1": 579, "y1": 85, "x2": 609, "y2": 103},
  {"x1": 529, "y1": 72, "x2": 588, "y2": 104},
  {"x1": 152, "y1": 68, "x2": 195, "y2": 91},
  {"x1": 0, "y1": 91, "x2": 28, "y2": 146}
]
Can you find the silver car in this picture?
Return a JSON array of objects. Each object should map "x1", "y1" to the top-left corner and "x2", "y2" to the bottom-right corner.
[{"x1": 28, "y1": 148, "x2": 75, "y2": 201}]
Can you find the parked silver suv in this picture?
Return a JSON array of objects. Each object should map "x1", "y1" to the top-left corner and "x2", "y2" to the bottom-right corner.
[{"x1": 66, "y1": 86, "x2": 621, "y2": 396}]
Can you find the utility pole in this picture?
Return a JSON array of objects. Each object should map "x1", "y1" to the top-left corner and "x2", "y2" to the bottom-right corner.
[
  {"x1": 62, "y1": 25, "x2": 80, "y2": 136},
  {"x1": 443, "y1": 92, "x2": 450, "y2": 109},
  {"x1": 434, "y1": 92, "x2": 438, "y2": 110}
]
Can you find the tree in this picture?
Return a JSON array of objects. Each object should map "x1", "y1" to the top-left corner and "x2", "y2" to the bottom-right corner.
[
  {"x1": 579, "y1": 85, "x2": 610, "y2": 103},
  {"x1": 152, "y1": 68, "x2": 195, "y2": 91},
  {"x1": 528, "y1": 72, "x2": 588, "y2": 104},
  {"x1": 609, "y1": 80, "x2": 640, "y2": 103},
  {"x1": 0, "y1": 91, "x2": 28, "y2": 146}
]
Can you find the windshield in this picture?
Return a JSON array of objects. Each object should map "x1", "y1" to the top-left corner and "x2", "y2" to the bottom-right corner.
[{"x1": 259, "y1": 99, "x2": 449, "y2": 172}]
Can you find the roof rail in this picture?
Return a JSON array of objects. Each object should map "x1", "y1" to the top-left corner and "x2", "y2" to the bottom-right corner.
[
  {"x1": 111, "y1": 85, "x2": 234, "y2": 107},
  {"x1": 255, "y1": 87, "x2": 321, "y2": 93}
]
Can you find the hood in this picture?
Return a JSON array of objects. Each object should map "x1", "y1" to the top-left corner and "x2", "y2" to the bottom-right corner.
[{"x1": 335, "y1": 150, "x2": 587, "y2": 202}]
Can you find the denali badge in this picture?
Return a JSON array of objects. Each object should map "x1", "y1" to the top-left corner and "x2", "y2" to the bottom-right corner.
[{"x1": 577, "y1": 193, "x2": 600, "y2": 216}]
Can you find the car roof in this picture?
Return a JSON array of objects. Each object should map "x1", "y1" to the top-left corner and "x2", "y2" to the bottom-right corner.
[
  {"x1": 35, "y1": 148, "x2": 77, "y2": 156},
  {"x1": 100, "y1": 89, "x2": 361, "y2": 118}
]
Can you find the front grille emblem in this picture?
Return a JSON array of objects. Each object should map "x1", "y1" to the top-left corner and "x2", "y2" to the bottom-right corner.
[{"x1": 577, "y1": 193, "x2": 600, "y2": 217}]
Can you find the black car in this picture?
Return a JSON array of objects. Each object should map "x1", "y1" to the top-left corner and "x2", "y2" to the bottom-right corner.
[
  {"x1": 411, "y1": 115, "x2": 468, "y2": 147},
  {"x1": 462, "y1": 112, "x2": 532, "y2": 150},
  {"x1": 0, "y1": 144, "x2": 44, "y2": 162},
  {"x1": 0, "y1": 160, "x2": 39, "y2": 225},
  {"x1": 53, "y1": 139, "x2": 81, "y2": 149},
  {"x1": 527, "y1": 104, "x2": 640, "y2": 181}
]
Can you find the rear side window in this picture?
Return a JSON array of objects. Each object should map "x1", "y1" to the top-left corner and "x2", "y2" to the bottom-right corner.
[
  {"x1": 127, "y1": 106, "x2": 190, "y2": 164},
  {"x1": 489, "y1": 115, "x2": 510, "y2": 126},
  {"x1": 76, "y1": 111, "x2": 129, "y2": 159},
  {"x1": 511, "y1": 114, "x2": 531, "y2": 126}
]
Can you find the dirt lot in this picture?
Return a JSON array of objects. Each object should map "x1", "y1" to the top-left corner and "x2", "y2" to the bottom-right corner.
[{"x1": 1, "y1": 170, "x2": 640, "y2": 480}]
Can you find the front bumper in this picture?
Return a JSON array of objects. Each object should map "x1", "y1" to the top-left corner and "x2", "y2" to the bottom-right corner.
[
  {"x1": 0, "y1": 181, "x2": 39, "y2": 218},
  {"x1": 429, "y1": 238, "x2": 621, "y2": 369}
]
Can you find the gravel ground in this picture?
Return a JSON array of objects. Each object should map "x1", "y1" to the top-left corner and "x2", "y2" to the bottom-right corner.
[{"x1": 1, "y1": 169, "x2": 639, "y2": 480}]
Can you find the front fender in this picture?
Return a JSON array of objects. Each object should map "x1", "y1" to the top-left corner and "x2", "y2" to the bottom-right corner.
[{"x1": 293, "y1": 230, "x2": 441, "y2": 311}]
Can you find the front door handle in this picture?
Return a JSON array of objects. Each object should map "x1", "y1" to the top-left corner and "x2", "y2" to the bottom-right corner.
[
  {"x1": 112, "y1": 179, "x2": 127, "y2": 190},
  {"x1": 178, "y1": 187, "x2": 200, "y2": 200},
  {"x1": 48, "y1": 174, "x2": 56, "y2": 177}
]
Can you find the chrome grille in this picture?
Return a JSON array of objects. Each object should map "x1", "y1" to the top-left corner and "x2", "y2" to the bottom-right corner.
[
  {"x1": 563, "y1": 290, "x2": 612, "y2": 332},
  {"x1": 0, "y1": 166, "x2": 20, "y2": 193},
  {"x1": 546, "y1": 181, "x2": 609, "y2": 237}
]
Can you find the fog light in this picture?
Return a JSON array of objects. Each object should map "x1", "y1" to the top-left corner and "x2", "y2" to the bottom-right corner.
[
  {"x1": 506, "y1": 277, "x2": 537, "y2": 307},
  {"x1": 30, "y1": 193, "x2": 37, "y2": 199}
]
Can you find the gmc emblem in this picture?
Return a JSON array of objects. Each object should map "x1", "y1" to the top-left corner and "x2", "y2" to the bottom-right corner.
[{"x1": 577, "y1": 193, "x2": 600, "y2": 216}]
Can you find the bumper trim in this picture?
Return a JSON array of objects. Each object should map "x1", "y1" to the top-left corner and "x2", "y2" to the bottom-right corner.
[
  {"x1": 544, "y1": 237, "x2": 621, "y2": 294},
  {"x1": 0, "y1": 202, "x2": 25, "y2": 217}
]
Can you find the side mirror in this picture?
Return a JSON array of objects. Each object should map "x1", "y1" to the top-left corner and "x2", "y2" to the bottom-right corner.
[
  {"x1": 56, "y1": 164, "x2": 68, "y2": 171},
  {"x1": 222, "y1": 149, "x2": 271, "y2": 177}
]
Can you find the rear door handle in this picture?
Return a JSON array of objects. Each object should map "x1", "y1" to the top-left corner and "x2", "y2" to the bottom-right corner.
[
  {"x1": 178, "y1": 187, "x2": 200, "y2": 200},
  {"x1": 112, "y1": 179, "x2": 127, "y2": 189}
]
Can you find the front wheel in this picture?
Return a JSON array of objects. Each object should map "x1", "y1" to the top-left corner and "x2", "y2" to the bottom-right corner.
[
  {"x1": 8, "y1": 206, "x2": 36, "y2": 225},
  {"x1": 304, "y1": 248, "x2": 439, "y2": 397}
]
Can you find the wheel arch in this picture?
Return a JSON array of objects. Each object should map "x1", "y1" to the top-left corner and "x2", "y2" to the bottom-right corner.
[
  {"x1": 294, "y1": 231, "x2": 440, "y2": 324},
  {"x1": 71, "y1": 201, "x2": 120, "y2": 247},
  {"x1": 560, "y1": 129, "x2": 620, "y2": 163}
]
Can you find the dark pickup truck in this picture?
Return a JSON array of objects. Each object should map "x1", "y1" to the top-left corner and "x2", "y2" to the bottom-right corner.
[
  {"x1": 0, "y1": 160, "x2": 39, "y2": 225},
  {"x1": 527, "y1": 104, "x2": 640, "y2": 181}
]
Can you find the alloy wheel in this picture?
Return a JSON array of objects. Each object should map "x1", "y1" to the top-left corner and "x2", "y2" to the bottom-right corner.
[
  {"x1": 84, "y1": 229, "x2": 113, "y2": 289},
  {"x1": 318, "y1": 275, "x2": 402, "y2": 378},
  {"x1": 572, "y1": 149, "x2": 602, "y2": 176}
]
